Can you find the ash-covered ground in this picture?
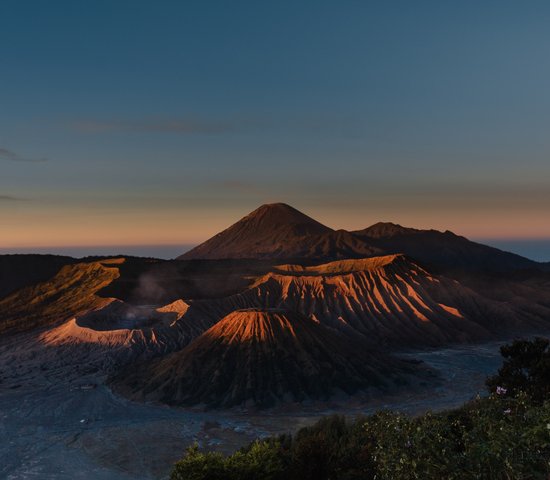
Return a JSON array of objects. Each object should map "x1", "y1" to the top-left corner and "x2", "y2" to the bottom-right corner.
[{"x1": 0, "y1": 329, "x2": 505, "y2": 480}]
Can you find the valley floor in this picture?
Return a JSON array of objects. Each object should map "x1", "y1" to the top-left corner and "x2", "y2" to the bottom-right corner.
[{"x1": 0, "y1": 333, "x2": 510, "y2": 480}]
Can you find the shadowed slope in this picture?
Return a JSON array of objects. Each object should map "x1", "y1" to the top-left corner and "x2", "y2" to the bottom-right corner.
[
  {"x1": 304, "y1": 229, "x2": 383, "y2": 260},
  {"x1": 0, "y1": 254, "x2": 76, "y2": 300},
  {"x1": 354, "y1": 222, "x2": 539, "y2": 272},
  {"x1": 112, "y1": 308, "x2": 422, "y2": 408},
  {"x1": 0, "y1": 259, "x2": 121, "y2": 335}
]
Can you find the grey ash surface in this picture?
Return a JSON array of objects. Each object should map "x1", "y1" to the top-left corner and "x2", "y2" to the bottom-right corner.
[{"x1": 0, "y1": 327, "x2": 508, "y2": 480}]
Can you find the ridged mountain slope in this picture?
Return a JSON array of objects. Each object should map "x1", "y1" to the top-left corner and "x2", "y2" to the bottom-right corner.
[
  {"x1": 112, "y1": 308, "x2": 422, "y2": 408},
  {"x1": 175, "y1": 255, "x2": 550, "y2": 347}
]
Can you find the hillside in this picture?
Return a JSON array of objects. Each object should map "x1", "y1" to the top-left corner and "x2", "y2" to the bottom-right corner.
[
  {"x1": 0, "y1": 254, "x2": 76, "y2": 300},
  {"x1": 173, "y1": 255, "x2": 550, "y2": 347},
  {"x1": 0, "y1": 259, "x2": 121, "y2": 335},
  {"x1": 111, "y1": 308, "x2": 424, "y2": 408},
  {"x1": 179, "y1": 203, "x2": 382, "y2": 261},
  {"x1": 354, "y1": 222, "x2": 539, "y2": 272}
]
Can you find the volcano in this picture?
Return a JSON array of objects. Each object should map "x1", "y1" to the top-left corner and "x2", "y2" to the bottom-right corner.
[
  {"x1": 164, "y1": 254, "x2": 550, "y2": 349},
  {"x1": 178, "y1": 203, "x2": 543, "y2": 273},
  {"x1": 179, "y1": 203, "x2": 382, "y2": 261},
  {"x1": 111, "y1": 308, "x2": 422, "y2": 408}
]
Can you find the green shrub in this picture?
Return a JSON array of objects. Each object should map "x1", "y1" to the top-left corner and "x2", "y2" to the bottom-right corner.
[
  {"x1": 365, "y1": 396, "x2": 550, "y2": 479},
  {"x1": 227, "y1": 440, "x2": 285, "y2": 480},
  {"x1": 171, "y1": 444, "x2": 226, "y2": 480},
  {"x1": 171, "y1": 441, "x2": 285, "y2": 480},
  {"x1": 172, "y1": 400, "x2": 550, "y2": 480}
]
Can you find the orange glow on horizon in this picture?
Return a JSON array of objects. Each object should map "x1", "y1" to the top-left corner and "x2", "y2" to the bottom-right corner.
[{"x1": 1, "y1": 203, "x2": 549, "y2": 250}]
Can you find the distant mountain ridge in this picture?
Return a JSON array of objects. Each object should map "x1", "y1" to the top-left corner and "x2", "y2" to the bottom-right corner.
[
  {"x1": 179, "y1": 203, "x2": 544, "y2": 272},
  {"x1": 353, "y1": 222, "x2": 538, "y2": 272}
]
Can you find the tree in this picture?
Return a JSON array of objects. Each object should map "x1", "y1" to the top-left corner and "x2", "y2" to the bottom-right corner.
[{"x1": 486, "y1": 337, "x2": 550, "y2": 403}]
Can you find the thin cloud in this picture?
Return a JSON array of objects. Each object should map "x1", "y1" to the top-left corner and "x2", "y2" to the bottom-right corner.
[
  {"x1": 0, "y1": 148, "x2": 47, "y2": 163},
  {"x1": 70, "y1": 116, "x2": 345, "y2": 136},
  {"x1": 72, "y1": 118, "x2": 235, "y2": 134},
  {"x1": 0, "y1": 194, "x2": 25, "y2": 201}
]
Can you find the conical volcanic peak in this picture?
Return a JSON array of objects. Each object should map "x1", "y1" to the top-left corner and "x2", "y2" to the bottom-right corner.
[
  {"x1": 207, "y1": 308, "x2": 309, "y2": 343},
  {"x1": 111, "y1": 307, "x2": 419, "y2": 408},
  {"x1": 239, "y1": 203, "x2": 331, "y2": 234},
  {"x1": 179, "y1": 203, "x2": 334, "y2": 260}
]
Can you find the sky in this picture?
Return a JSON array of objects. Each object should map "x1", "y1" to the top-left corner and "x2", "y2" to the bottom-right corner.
[{"x1": 1, "y1": 1, "x2": 550, "y2": 260}]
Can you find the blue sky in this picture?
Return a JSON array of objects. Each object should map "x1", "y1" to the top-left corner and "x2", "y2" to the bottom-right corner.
[{"x1": 1, "y1": 1, "x2": 550, "y2": 258}]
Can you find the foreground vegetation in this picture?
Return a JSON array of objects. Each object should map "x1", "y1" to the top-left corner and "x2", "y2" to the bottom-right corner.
[{"x1": 171, "y1": 338, "x2": 550, "y2": 480}]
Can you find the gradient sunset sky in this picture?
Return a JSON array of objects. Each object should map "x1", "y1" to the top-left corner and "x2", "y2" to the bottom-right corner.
[{"x1": 1, "y1": 1, "x2": 550, "y2": 259}]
